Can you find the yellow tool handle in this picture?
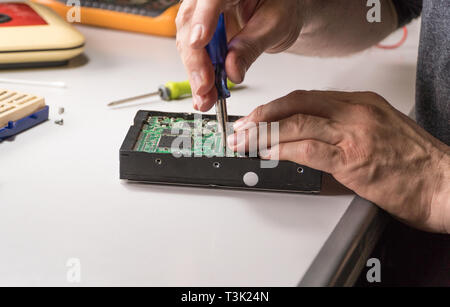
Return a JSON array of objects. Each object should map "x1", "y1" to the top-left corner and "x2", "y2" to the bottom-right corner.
[{"x1": 162, "y1": 79, "x2": 236, "y2": 101}]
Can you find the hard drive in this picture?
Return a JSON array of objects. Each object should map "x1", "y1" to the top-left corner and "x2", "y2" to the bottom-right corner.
[{"x1": 120, "y1": 110, "x2": 322, "y2": 193}]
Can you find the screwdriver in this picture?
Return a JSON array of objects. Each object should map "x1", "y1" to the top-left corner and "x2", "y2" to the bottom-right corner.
[
  {"x1": 107, "y1": 79, "x2": 235, "y2": 107},
  {"x1": 206, "y1": 13, "x2": 230, "y2": 154}
]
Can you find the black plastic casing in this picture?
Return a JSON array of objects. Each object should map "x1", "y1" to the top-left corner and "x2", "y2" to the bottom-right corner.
[{"x1": 120, "y1": 110, "x2": 322, "y2": 193}]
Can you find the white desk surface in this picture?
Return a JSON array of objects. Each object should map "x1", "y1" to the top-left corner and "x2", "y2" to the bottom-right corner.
[{"x1": 0, "y1": 21, "x2": 420, "y2": 286}]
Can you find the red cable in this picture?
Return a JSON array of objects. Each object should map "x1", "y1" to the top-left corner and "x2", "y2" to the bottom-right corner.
[{"x1": 376, "y1": 26, "x2": 408, "y2": 49}]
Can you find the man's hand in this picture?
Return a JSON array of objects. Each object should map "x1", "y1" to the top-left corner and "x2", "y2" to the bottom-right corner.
[
  {"x1": 227, "y1": 90, "x2": 450, "y2": 233},
  {"x1": 175, "y1": 0, "x2": 303, "y2": 111}
]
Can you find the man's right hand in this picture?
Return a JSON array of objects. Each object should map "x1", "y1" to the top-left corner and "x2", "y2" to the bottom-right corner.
[{"x1": 175, "y1": 0, "x2": 303, "y2": 111}]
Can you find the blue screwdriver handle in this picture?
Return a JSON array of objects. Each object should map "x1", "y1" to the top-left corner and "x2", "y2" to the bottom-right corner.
[{"x1": 205, "y1": 13, "x2": 230, "y2": 99}]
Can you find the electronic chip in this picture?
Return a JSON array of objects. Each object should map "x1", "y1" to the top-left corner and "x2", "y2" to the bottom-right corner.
[
  {"x1": 158, "y1": 135, "x2": 192, "y2": 150},
  {"x1": 162, "y1": 128, "x2": 180, "y2": 135}
]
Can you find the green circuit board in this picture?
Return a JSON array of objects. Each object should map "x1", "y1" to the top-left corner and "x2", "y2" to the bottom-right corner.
[{"x1": 133, "y1": 115, "x2": 241, "y2": 157}]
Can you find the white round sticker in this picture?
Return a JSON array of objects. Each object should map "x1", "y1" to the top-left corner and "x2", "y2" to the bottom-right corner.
[{"x1": 243, "y1": 172, "x2": 259, "y2": 187}]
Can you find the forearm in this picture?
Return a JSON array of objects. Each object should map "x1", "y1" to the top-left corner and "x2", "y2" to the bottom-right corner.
[
  {"x1": 289, "y1": 0, "x2": 398, "y2": 56},
  {"x1": 429, "y1": 148, "x2": 450, "y2": 234}
]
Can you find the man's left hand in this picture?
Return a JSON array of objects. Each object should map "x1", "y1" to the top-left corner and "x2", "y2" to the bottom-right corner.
[{"x1": 227, "y1": 90, "x2": 450, "y2": 233}]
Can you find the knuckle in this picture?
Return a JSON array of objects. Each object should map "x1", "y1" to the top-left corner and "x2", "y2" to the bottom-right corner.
[
  {"x1": 266, "y1": 16, "x2": 300, "y2": 52},
  {"x1": 291, "y1": 114, "x2": 307, "y2": 132},
  {"x1": 342, "y1": 134, "x2": 372, "y2": 165},
  {"x1": 175, "y1": 37, "x2": 183, "y2": 53},
  {"x1": 335, "y1": 148, "x2": 347, "y2": 168},
  {"x1": 183, "y1": 51, "x2": 198, "y2": 68},
  {"x1": 252, "y1": 105, "x2": 266, "y2": 121},
  {"x1": 175, "y1": 12, "x2": 186, "y2": 29},
  {"x1": 354, "y1": 124, "x2": 371, "y2": 138},
  {"x1": 326, "y1": 120, "x2": 341, "y2": 142},
  {"x1": 362, "y1": 91, "x2": 380, "y2": 99},
  {"x1": 297, "y1": 141, "x2": 316, "y2": 158},
  {"x1": 279, "y1": 35, "x2": 302, "y2": 54},
  {"x1": 175, "y1": 15, "x2": 182, "y2": 29},
  {"x1": 353, "y1": 103, "x2": 384, "y2": 120},
  {"x1": 231, "y1": 39, "x2": 261, "y2": 68},
  {"x1": 361, "y1": 91, "x2": 389, "y2": 107},
  {"x1": 289, "y1": 90, "x2": 307, "y2": 99},
  {"x1": 352, "y1": 103, "x2": 368, "y2": 115},
  {"x1": 288, "y1": 90, "x2": 316, "y2": 105},
  {"x1": 175, "y1": 2, "x2": 196, "y2": 29}
]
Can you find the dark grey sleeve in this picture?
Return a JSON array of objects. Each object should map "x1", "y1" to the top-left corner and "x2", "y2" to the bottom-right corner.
[{"x1": 391, "y1": 0, "x2": 423, "y2": 27}]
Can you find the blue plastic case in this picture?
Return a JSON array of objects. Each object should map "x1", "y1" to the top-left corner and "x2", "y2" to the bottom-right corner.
[{"x1": 0, "y1": 106, "x2": 49, "y2": 140}]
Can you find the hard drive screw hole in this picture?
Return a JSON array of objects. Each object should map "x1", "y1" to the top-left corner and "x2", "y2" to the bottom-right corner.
[
  {"x1": 155, "y1": 159, "x2": 162, "y2": 165},
  {"x1": 213, "y1": 162, "x2": 221, "y2": 168},
  {"x1": 297, "y1": 167, "x2": 304, "y2": 174}
]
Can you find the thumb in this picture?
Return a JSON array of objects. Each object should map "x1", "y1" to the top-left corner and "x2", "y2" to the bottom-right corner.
[{"x1": 225, "y1": 1, "x2": 301, "y2": 84}]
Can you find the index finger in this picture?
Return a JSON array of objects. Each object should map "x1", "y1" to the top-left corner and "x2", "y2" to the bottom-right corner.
[
  {"x1": 189, "y1": 0, "x2": 227, "y2": 48},
  {"x1": 234, "y1": 90, "x2": 350, "y2": 130},
  {"x1": 176, "y1": 0, "x2": 217, "y2": 109}
]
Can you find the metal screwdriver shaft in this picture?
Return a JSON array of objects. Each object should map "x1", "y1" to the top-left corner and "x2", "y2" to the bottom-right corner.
[
  {"x1": 107, "y1": 91, "x2": 159, "y2": 106},
  {"x1": 215, "y1": 97, "x2": 228, "y2": 150},
  {"x1": 107, "y1": 81, "x2": 189, "y2": 106},
  {"x1": 206, "y1": 13, "x2": 230, "y2": 154}
]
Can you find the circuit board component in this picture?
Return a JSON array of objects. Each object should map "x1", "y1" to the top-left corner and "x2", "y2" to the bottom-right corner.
[{"x1": 133, "y1": 115, "x2": 240, "y2": 157}]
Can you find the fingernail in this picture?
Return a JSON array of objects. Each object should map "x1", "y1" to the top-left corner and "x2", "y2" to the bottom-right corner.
[
  {"x1": 234, "y1": 121, "x2": 255, "y2": 132},
  {"x1": 195, "y1": 94, "x2": 204, "y2": 108},
  {"x1": 192, "y1": 94, "x2": 200, "y2": 110},
  {"x1": 191, "y1": 71, "x2": 202, "y2": 95},
  {"x1": 227, "y1": 134, "x2": 236, "y2": 147},
  {"x1": 259, "y1": 149, "x2": 271, "y2": 159},
  {"x1": 234, "y1": 132, "x2": 248, "y2": 150},
  {"x1": 190, "y1": 24, "x2": 204, "y2": 46},
  {"x1": 233, "y1": 118, "x2": 247, "y2": 130}
]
